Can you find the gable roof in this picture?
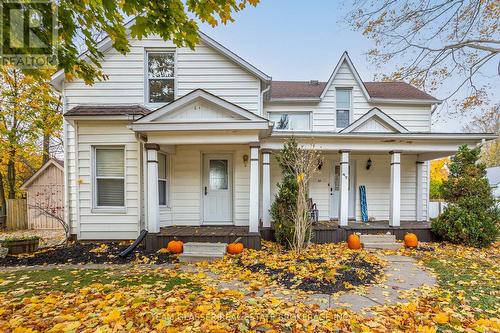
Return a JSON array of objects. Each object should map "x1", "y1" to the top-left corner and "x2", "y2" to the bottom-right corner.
[
  {"x1": 363, "y1": 82, "x2": 438, "y2": 101},
  {"x1": 340, "y1": 107, "x2": 409, "y2": 133},
  {"x1": 130, "y1": 89, "x2": 272, "y2": 132},
  {"x1": 65, "y1": 105, "x2": 151, "y2": 117},
  {"x1": 51, "y1": 20, "x2": 271, "y2": 90},
  {"x1": 21, "y1": 159, "x2": 64, "y2": 190},
  {"x1": 136, "y1": 89, "x2": 268, "y2": 123},
  {"x1": 320, "y1": 52, "x2": 371, "y2": 100}
]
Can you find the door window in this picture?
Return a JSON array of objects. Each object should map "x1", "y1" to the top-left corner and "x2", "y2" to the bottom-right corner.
[{"x1": 209, "y1": 160, "x2": 228, "y2": 190}]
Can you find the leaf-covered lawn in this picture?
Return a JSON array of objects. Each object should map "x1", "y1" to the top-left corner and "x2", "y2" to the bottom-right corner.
[{"x1": 0, "y1": 242, "x2": 498, "y2": 332}]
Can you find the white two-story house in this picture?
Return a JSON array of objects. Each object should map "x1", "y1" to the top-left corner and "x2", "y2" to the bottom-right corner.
[{"x1": 51, "y1": 30, "x2": 495, "y2": 248}]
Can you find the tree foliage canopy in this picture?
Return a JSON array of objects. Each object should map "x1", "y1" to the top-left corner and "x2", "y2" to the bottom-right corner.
[{"x1": 49, "y1": 0, "x2": 259, "y2": 83}]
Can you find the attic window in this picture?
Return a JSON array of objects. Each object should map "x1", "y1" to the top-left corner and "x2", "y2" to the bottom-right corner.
[{"x1": 147, "y1": 52, "x2": 175, "y2": 103}]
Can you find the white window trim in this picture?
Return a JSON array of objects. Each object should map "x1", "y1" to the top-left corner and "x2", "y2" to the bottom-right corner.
[
  {"x1": 335, "y1": 87, "x2": 353, "y2": 131},
  {"x1": 92, "y1": 145, "x2": 127, "y2": 213},
  {"x1": 158, "y1": 152, "x2": 170, "y2": 208},
  {"x1": 268, "y1": 111, "x2": 312, "y2": 131},
  {"x1": 144, "y1": 49, "x2": 177, "y2": 107}
]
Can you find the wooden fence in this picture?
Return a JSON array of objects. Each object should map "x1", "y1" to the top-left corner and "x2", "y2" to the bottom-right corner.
[{"x1": 6, "y1": 199, "x2": 28, "y2": 230}]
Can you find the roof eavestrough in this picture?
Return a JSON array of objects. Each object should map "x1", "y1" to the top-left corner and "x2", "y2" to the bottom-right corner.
[{"x1": 340, "y1": 107, "x2": 409, "y2": 133}]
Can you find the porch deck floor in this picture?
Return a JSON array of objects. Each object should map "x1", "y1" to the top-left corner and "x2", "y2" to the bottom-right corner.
[
  {"x1": 159, "y1": 226, "x2": 252, "y2": 237},
  {"x1": 314, "y1": 220, "x2": 432, "y2": 230}
]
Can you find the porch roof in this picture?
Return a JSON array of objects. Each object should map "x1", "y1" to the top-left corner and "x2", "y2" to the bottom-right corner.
[
  {"x1": 129, "y1": 89, "x2": 272, "y2": 133},
  {"x1": 262, "y1": 132, "x2": 497, "y2": 160}
]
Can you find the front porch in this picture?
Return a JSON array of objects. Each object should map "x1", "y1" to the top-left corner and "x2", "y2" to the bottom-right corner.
[{"x1": 144, "y1": 220, "x2": 435, "y2": 250}]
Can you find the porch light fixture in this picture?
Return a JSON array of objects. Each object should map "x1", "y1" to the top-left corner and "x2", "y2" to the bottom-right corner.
[
  {"x1": 317, "y1": 160, "x2": 323, "y2": 170},
  {"x1": 243, "y1": 154, "x2": 249, "y2": 167},
  {"x1": 366, "y1": 158, "x2": 372, "y2": 170}
]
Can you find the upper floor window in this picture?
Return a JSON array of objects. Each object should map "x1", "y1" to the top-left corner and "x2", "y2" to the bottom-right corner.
[
  {"x1": 158, "y1": 152, "x2": 169, "y2": 206},
  {"x1": 336, "y1": 88, "x2": 351, "y2": 129},
  {"x1": 269, "y1": 112, "x2": 311, "y2": 131},
  {"x1": 94, "y1": 147, "x2": 125, "y2": 208},
  {"x1": 147, "y1": 51, "x2": 175, "y2": 103}
]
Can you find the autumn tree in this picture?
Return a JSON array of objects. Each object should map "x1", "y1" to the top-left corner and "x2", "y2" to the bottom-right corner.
[
  {"x1": 463, "y1": 105, "x2": 500, "y2": 167},
  {"x1": 0, "y1": 64, "x2": 61, "y2": 210},
  {"x1": 4, "y1": 0, "x2": 260, "y2": 83},
  {"x1": 346, "y1": 0, "x2": 499, "y2": 113},
  {"x1": 430, "y1": 157, "x2": 450, "y2": 200}
]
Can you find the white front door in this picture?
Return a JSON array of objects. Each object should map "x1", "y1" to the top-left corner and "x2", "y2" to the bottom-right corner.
[
  {"x1": 330, "y1": 161, "x2": 356, "y2": 219},
  {"x1": 202, "y1": 154, "x2": 233, "y2": 224}
]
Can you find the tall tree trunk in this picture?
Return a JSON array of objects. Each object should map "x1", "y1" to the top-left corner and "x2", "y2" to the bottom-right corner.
[
  {"x1": 43, "y1": 133, "x2": 50, "y2": 164},
  {"x1": 7, "y1": 148, "x2": 16, "y2": 199},
  {"x1": 0, "y1": 170, "x2": 6, "y2": 216}
]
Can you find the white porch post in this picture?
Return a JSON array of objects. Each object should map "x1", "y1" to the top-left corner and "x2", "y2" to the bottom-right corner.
[
  {"x1": 416, "y1": 161, "x2": 424, "y2": 222},
  {"x1": 389, "y1": 151, "x2": 401, "y2": 227},
  {"x1": 339, "y1": 150, "x2": 350, "y2": 227},
  {"x1": 262, "y1": 150, "x2": 271, "y2": 229},
  {"x1": 249, "y1": 143, "x2": 260, "y2": 233},
  {"x1": 145, "y1": 143, "x2": 160, "y2": 233}
]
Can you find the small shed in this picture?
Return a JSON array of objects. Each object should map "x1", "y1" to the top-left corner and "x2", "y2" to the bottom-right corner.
[{"x1": 21, "y1": 159, "x2": 64, "y2": 230}]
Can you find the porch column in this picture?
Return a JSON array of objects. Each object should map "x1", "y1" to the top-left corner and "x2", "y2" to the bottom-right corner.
[
  {"x1": 145, "y1": 143, "x2": 160, "y2": 233},
  {"x1": 416, "y1": 161, "x2": 425, "y2": 221},
  {"x1": 262, "y1": 150, "x2": 271, "y2": 229},
  {"x1": 249, "y1": 143, "x2": 260, "y2": 233},
  {"x1": 389, "y1": 151, "x2": 401, "y2": 227},
  {"x1": 339, "y1": 150, "x2": 350, "y2": 227}
]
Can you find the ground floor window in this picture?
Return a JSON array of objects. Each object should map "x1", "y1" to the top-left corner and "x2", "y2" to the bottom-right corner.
[
  {"x1": 94, "y1": 147, "x2": 125, "y2": 207},
  {"x1": 158, "y1": 152, "x2": 169, "y2": 206}
]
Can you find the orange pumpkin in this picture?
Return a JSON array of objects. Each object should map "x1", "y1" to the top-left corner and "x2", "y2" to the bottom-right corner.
[
  {"x1": 347, "y1": 234, "x2": 361, "y2": 250},
  {"x1": 166, "y1": 240, "x2": 184, "y2": 254},
  {"x1": 404, "y1": 233, "x2": 418, "y2": 248},
  {"x1": 227, "y1": 239, "x2": 244, "y2": 255}
]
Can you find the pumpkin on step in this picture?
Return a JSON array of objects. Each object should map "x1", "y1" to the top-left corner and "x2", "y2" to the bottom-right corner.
[
  {"x1": 404, "y1": 233, "x2": 418, "y2": 248},
  {"x1": 166, "y1": 240, "x2": 184, "y2": 254},
  {"x1": 227, "y1": 238, "x2": 244, "y2": 255},
  {"x1": 347, "y1": 234, "x2": 361, "y2": 250}
]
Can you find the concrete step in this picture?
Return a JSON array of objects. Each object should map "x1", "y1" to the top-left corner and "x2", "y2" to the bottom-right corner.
[
  {"x1": 179, "y1": 242, "x2": 227, "y2": 263},
  {"x1": 178, "y1": 253, "x2": 224, "y2": 263},
  {"x1": 360, "y1": 234, "x2": 396, "y2": 243},
  {"x1": 362, "y1": 242, "x2": 401, "y2": 250},
  {"x1": 183, "y1": 242, "x2": 227, "y2": 255}
]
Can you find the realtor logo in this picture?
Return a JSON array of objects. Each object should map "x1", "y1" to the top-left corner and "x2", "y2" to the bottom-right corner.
[{"x1": 0, "y1": 0, "x2": 57, "y2": 68}]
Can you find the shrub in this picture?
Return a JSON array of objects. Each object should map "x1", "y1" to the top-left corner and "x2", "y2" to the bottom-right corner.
[
  {"x1": 431, "y1": 145, "x2": 499, "y2": 247},
  {"x1": 271, "y1": 139, "x2": 299, "y2": 248}
]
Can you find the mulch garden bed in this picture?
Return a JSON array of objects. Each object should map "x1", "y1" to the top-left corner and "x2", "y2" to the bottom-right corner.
[
  {"x1": 239, "y1": 252, "x2": 384, "y2": 294},
  {"x1": 0, "y1": 242, "x2": 174, "y2": 267}
]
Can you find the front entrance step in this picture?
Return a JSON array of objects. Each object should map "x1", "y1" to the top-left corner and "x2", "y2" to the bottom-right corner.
[
  {"x1": 362, "y1": 242, "x2": 401, "y2": 250},
  {"x1": 360, "y1": 234, "x2": 396, "y2": 243},
  {"x1": 178, "y1": 242, "x2": 227, "y2": 263}
]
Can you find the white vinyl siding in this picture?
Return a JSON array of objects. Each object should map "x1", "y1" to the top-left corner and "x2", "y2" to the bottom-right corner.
[
  {"x1": 270, "y1": 153, "x2": 428, "y2": 222},
  {"x1": 159, "y1": 144, "x2": 250, "y2": 227},
  {"x1": 64, "y1": 36, "x2": 261, "y2": 114},
  {"x1": 74, "y1": 121, "x2": 141, "y2": 240}
]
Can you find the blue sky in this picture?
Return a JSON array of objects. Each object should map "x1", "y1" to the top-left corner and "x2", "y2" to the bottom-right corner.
[{"x1": 198, "y1": 0, "x2": 499, "y2": 132}]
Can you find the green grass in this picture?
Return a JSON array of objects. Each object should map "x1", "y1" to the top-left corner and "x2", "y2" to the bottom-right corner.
[
  {"x1": 0, "y1": 269, "x2": 195, "y2": 297},
  {"x1": 424, "y1": 257, "x2": 499, "y2": 316}
]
